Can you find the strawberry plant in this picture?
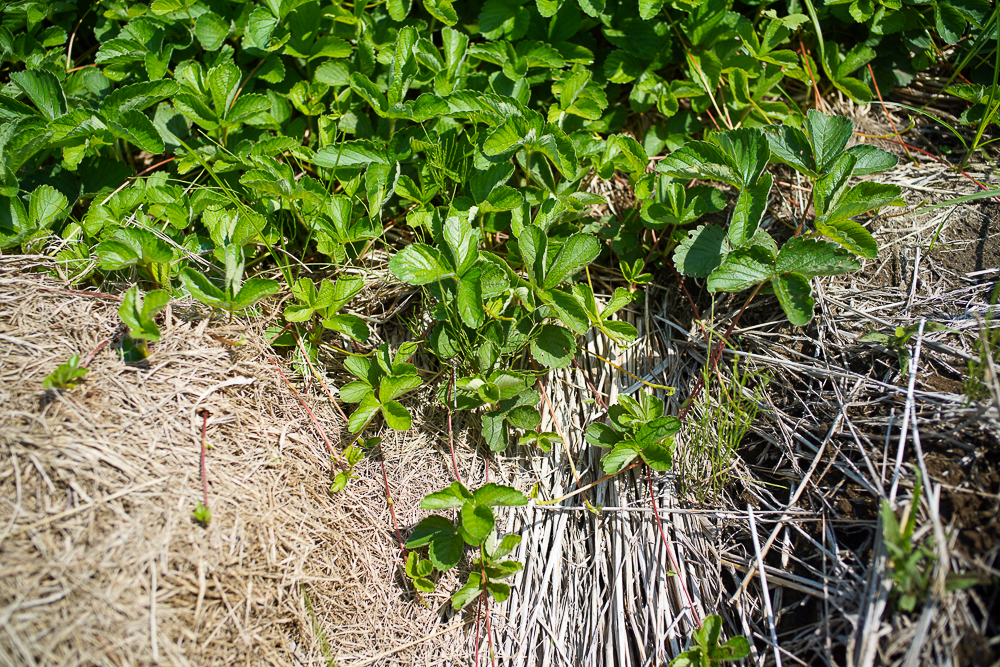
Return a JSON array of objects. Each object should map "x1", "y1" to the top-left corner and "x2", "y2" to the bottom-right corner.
[
  {"x1": 42, "y1": 354, "x2": 89, "y2": 390},
  {"x1": 118, "y1": 286, "x2": 170, "y2": 359},
  {"x1": 3, "y1": 0, "x2": 996, "y2": 659},
  {"x1": 667, "y1": 113, "x2": 902, "y2": 326},
  {"x1": 339, "y1": 343, "x2": 423, "y2": 433},
  {"x1": 405, "y1": 482, "x2": 528, "y2": 610}
]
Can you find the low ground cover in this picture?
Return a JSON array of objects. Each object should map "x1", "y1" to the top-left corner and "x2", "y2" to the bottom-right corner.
[{"x1": 1, "y1": 0, "x2": 998, "y2": 664}]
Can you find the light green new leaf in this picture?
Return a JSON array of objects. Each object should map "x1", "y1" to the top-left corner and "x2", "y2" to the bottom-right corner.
[
  {"x1": 323, "y1": 314, "x2": 369, "y2": 341},
  {"x1": 772, "y1": 273, "x2": 814, "y2": 326},
  {"x1": 473, "y1": 483, "x2": 529, "y2": 507},
  {"x1": 339, "y1": 380, "x2": 372, "y2": 403},
  {"x1": 602, "y1": 441, "x2": 640, "y2": 474},
  {"x1": 423, "y1": 0, "x2": 459, "y2": 26},
  {"x1": 194, "y1": 11, "x2": 229, "y2": 51},
  {"x1": 707, "y1": 247, "x2": 776, "y2": 293},
  {"x1": 387, "y1": 0, "x2": 413, "y2": 20},
  {"x1": 389, "y1": 244, "x2": 452, "y2": 285},
  {"x1": 442, "y1": 213, "x2": 480, "y2": 276},
  {"x1": 28, "y1": 185, "x2": 68, "y2": 228},
  {"x1": 460, "y1": 503, "x2": 495, "y2": 545},
  {"x1": 607, "y1": 134, "x2": 648, "y2": 175},
  {"x1": 234, "y1": 278, "x2": 280, "y2": 308},
  {"x1": 119, "y1": 286, "x2": 170, "y2": 342},
  {"x1": 639, "y1": 0, "x2": 665, "y2": 18},
  {"x1": 348, "y1": 393, "x2": 382, "y2": 432},
  {"x1": 382, "y1": 400, "x2": 412, "y2": 430},
  {"x1": 813, "y1": 153, "x2": 856, "y2": 217},
  {"x1": 379, "y1": 372, "x2": 422, "y2": 403},
  {"x1": 180, "y1": 268, "x2": 226, "y2": 306},
  {"x1": 775, "y1": 238, "x2": 861, "y2": 277}
]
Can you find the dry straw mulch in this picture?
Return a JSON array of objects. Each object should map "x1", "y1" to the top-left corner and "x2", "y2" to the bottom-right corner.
[{"x1": 0, "y1": 257, "x2": 471, "y2": 667}]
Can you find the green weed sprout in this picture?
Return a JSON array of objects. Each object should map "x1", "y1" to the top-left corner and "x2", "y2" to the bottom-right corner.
[
  {"x1": 43, "y1": 354, "x2": 89, "y2": 390},
  {"x1": 670, "y1": 614, "x2": 751, "y2": 667},
  {"x1": 119, "y1": 286, "x2": 170, "y2": 359}
]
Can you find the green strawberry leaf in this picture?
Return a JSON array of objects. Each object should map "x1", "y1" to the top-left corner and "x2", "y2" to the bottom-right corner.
[
  {"x1": 772, "y1": 273, "x2": 814, "y2": 326},
  {"x1": 530, "y1": 324, "x2": 577, "y2": 368},
  {"x1": 382, "y1": 400, "x2": 412, "y2": 431},
  {"x1": 707, "y1": 247, "x2": 777, "y2": 293}
]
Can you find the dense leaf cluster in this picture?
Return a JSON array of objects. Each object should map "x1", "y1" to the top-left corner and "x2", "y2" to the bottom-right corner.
[{"x1": 3, "y1": 0, "x2": 990, "y2": 632}]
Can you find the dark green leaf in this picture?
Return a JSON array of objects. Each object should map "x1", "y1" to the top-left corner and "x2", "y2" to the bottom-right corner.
[
  {"x1": 772, "y1": 273, "x2": 814, "y2": 326},
  {"x1": 674, "y1": 225, "x2": 729, "y2": 278},
  {"x1": 530, "y1": 324, "x2": 576, "y2": 369},
  {"x1": 776, "y1": 237, "x2": 861, "y2": 277},
  {"x1": 804, "y1": 110, "x2": 853, "y2": 174},
  {"x1": 451, "y1": 572, "x2": 483, "y2": 610},
  {"x1": 11, "y1": 70, "x2": 66, "y2": 120},
  {"x1": 728, "y1": 174, "x2": 771, "y2": 247},
  {"x1": 707, "y1": 247, "x2": 776, "y2": 293},
  {"x1": 406, "y1": 515, "x2": 463, "y2": 570},
  {"x1": 815, "y1": 219, "x2": 878, "y2": 259}
]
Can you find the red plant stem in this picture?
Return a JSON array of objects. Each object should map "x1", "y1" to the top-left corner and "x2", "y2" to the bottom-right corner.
[
  {"x1": 267, "y1": 357, "x2": 348, "y2": 471},
  {"x1": 647, "y1": 468, "x2": 702, "y2": 629},
  {"x1": 474, "y1": 592, "x2": 483, "y2": 667},
  {"x1": 543, "y1": 459, "x2": 643, "y2": 505},
  {"x1": 867, "y1": 63, "x2": 913, "y2": 162},
  {"x1": 380, "y1": 453, "x2": 407, "y2": 559},
  {"x1": 538, "y1": 375, "x2": 581, "y2": 489},
  {"x1": 798, "y1": 39, "x2": 827, "y2": 112},
  {"x1": 854, "y1": 132, "x2": 995, "y2": 193},
  {"x1": 678, "y1": 282, "x2": 763, "y2": 421},
  {"x1": 572, "y1": 359, "x2": 607, "y2": 410},
  {"x1": 296, "y1": 334, "x2": 350, "y2": 424},
  {"x1": 200, "y1": 410, "x2": 210, "y2": 507},
  {"x1": 81, "y1": 339, "x2": 110, "y2": 368},
  {"x1": 447, "y1": 370, "x2": 462, "y2": 485}
]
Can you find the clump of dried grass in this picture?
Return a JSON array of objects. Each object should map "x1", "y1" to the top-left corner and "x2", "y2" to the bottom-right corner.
[{"x1": 0, "y1": 258, "x2": 471, "y2": 667}]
